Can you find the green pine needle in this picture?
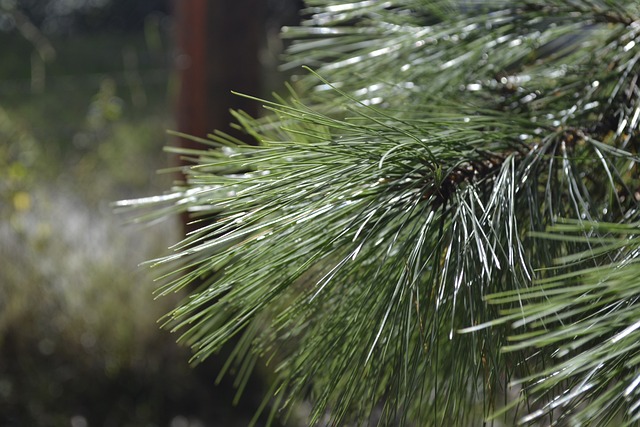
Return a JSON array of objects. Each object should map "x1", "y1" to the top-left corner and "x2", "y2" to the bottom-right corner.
[{"x1": 117, "y1": 1, "x2": 640, "y2": 425}]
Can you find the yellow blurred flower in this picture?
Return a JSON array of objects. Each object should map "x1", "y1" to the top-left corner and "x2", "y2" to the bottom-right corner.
[{"x1": 12, "y1": 191, "x2": 31, "y2": 212}]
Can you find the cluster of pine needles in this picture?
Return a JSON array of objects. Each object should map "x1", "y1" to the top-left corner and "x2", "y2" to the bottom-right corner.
[{"x1": 119, "y1": 1, "x2": 640, "y2": 425}]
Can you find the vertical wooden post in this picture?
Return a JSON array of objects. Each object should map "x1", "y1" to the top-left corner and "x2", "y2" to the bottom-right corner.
[
  {"x1": 174, "y1": 0, "x2": 263, "y2": 149},
  {"x1": 173, "y1": 0, "x2": 264, "y2": 233},
  {"x1": 171, "y1": 3, "x2": 275, "y2": 424},
  {"x1": 173, "y1": 0, "x2": 209, "y2": 145}
]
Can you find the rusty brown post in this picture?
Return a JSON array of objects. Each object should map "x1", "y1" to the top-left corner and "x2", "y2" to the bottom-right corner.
[
  {"x1": 173, "y1": 0, "x2": 209, "y2": 143},
  {"x1": 171, "y1": 3, "x2": 275, "y2": 423},
  {"x1": 173, "y1": 0, "x2": 264, "y2": 233}
]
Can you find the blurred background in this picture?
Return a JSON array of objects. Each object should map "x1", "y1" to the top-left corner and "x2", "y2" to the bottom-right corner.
[{"x1": 0, "y1": 0, "x2": 301, "y2": 425}]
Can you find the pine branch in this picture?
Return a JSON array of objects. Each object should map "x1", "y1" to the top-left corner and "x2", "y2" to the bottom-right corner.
[
  {"x1": 120, "y1": 1, "x2": 640, "y2": 425},
  {"x1": 475, "y1": 221, "x2": 640, "y2": 425}
]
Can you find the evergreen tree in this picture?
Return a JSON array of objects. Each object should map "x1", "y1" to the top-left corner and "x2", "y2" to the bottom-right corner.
[{"x1": 120, "y1": 1, "x2": 640, "y2": 425}]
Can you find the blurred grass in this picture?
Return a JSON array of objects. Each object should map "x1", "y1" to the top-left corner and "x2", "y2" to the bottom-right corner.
[
  {"x1": 0, "y1": 30, "x2": 173, "y2": 194},
  {"x1": 0, "y1": 29, "x2": 275, "y2": 426}
]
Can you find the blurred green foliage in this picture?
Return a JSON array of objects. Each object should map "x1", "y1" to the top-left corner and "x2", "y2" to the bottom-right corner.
[
  {"x1": 0, "y1": 26, "x2": 273, "y2": 426},
  {"x1": 2, "y1": 0, "x2": 170, "y2": 35}
]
